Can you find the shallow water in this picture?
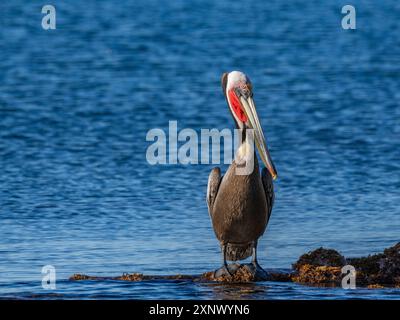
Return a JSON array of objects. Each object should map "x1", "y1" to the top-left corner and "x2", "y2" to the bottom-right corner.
[
  {"x1": 2, "y1": 278, "x2": 400, "y2": 300},
  {"x1": 0, "y1": 0, "x2": 399, "y2": 299}
]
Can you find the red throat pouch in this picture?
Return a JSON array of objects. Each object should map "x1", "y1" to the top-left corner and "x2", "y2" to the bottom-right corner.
[{"x1": 228, "y1": 89, "x2": 247, "y2": 123}]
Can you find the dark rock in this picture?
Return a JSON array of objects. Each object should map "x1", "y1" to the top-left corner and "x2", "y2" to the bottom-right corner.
[
  {"x1": 292, "y1": 242, "x2": 400, "y2": 287},
  {"x1": 292, "y1": 247, "x2": 346, "y2": 271},
  {"x1": 69, "y1": 273, "x2": 196, "y2": 282},
  {"x1": 348, "y1": 242, "x2": 400, "y2": 286}
]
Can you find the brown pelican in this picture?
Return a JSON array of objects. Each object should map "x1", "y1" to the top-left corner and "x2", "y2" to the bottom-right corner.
[{"x1": 207, "y1": 71, "x2": 277, "y2": 277}]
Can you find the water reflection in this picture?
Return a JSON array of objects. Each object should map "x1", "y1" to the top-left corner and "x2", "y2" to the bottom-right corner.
[{"x1": 202, "y1": 282, "x2": 270, "y2": 300}]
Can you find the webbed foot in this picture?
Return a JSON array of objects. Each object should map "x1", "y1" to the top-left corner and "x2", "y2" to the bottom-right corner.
[
  {"x1": 213, "y1": 263, "x2": 241, "y2": 278},
  {"x1": 247, "y1": 261, "x2": 269, "y2": 280}
]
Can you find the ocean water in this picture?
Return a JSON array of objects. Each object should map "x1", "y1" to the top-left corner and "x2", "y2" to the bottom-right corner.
[{"x1": 0, "y1": 0, "x2": 399, "y2": 299}]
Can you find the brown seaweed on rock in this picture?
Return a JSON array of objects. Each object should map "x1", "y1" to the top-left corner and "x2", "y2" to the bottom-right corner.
[
  {"x1": 69, "y1": 273, "x2": 196, "y2": 282},
  {"x1": 291, "y1": 248, "x2": 345, "y2": 286},
  {"x1": 70, "y1": 266, "x2": 287, "y2": 284},
  {"x1": 292, "y1": 248, "x2": 346, "y2": 271},
  {"x1": 347, "y1": 242, "x2": 400, "y2": 286},
  {"x1": 291, "y1": 265, "x2": 343, "y2": 286},
  {"x1": 291, "y1": 242, "x2": 400, "y2": 287}
]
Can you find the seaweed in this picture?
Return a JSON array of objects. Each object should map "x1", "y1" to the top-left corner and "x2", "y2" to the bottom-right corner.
[{"x1": 292, "y1": 248, "x2": 346, "y2": 271}]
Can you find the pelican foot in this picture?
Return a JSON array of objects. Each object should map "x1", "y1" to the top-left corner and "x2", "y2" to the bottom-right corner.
[
  {"x1": 213, "y1": 263, "x2": 241, "y2": 278},
  {"x1": 246, "y1": 262, "x2": 269, "y2": 280}
]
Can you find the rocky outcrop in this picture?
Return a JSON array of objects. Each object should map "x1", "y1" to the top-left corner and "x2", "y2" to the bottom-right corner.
[
  {"x1": 291, "y1": 243, "x2": 400, "y2": 287},
  {"x1": 70, "y1": 242, "x2": 400, "y2": 287}
]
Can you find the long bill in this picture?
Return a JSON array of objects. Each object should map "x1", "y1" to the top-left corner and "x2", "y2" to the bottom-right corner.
[{"x1": 240, "y1": 96, "x2": 278, "y2": 180}]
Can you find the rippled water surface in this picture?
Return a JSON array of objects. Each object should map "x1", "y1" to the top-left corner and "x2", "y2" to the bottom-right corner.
[{"x1": 0, "y1": 0, "x2": 399, "y2": 299}]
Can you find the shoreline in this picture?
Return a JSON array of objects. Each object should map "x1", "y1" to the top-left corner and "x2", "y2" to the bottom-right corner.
[{"x1": 70, "y1": 242, "x2": 400, "y2": 288}]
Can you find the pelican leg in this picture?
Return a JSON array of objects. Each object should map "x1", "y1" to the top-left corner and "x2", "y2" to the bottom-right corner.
[
  {"x1": 251, "y1": 241, "x2": 265, "y2": 271},
  {"x1": 214, "y1": 244, "x2": 233, "y2": 278}
]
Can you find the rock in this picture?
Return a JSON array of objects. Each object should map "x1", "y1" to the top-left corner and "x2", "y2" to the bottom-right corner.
[
  {"x1": 348, "y1": 242, "x2": 400, "y2": 286},
  {"x1": 367, "y1": 284, "x2": 385, "y2": 289},
  {"x1": 291, "y1": 247, "x2": 346, "y2": 286},
  {"x1": 268, "y1": 271, "x2": 293, "y2": 282},
  {"x1": 291, "y1": 265, "x2": 343, "y2": 286},
  {"x1": 118, "y1": 273, "x2": 144, "y2": 281},
  {"x1": 201, "y1": 263, "x2": 269, "y2": 283},
  {"x1": 69, "y1": 273, "x2": 196, "y2": 282},
  {"x1": 70, "y1": 274, "x2": 96, "y2": 281},
  {"x1": 293, "y1": 248, "x2": 346, "y2": 271},
  {"x1": 291, "y1": 242, "x2": 400, "y2": 287},
  {"x1": 69, "y1": 242, "x2": 400, "y2": 288}
]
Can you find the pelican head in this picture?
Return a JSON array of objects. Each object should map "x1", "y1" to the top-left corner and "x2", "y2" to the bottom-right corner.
[{"x1": 221, "y1": 71, "x2": 277, "y2": 180}]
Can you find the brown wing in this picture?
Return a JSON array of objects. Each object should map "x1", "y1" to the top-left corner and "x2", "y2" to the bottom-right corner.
[
  {"x1": 206, "y1": 167, "x2": 221, "y2": 218},
  {"x1": 261, "y1": 167, "x2": 275, "y2": 224}
]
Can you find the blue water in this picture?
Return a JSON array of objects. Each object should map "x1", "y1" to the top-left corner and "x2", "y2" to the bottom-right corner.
[{"x1": 0, "y1": 0, "x2": 399, "y2": 299}]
